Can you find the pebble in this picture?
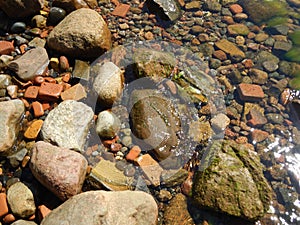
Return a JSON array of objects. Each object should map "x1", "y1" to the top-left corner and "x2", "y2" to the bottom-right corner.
[
  {"x1": 126, "y1": 145, "x2": 141, "y2": 161},
  {"x1": 211, "y1": 113, "x2": 230, "y2": 132},
  {"x1": 10, "y1": 22, "x2": 26, "y2": 33},
  {"x1": 0, "y1": 193, "x2": 8, "y2": 217},
  {"x1": 60, "y1": 83, "x2": 87, "y2": 101},
  {"x1": 237, "y1": 83, "x2": 265, "y2": 101},
  {"x1": 48, "y1": 7, "x2": 67, "y2": 25},
  {"x1": 24, "y1": 120, "x2": 43, "y2": 139},
  {"x1": 96, "y1": 110, "x2": 121, "y2": 139},
  {"x1": 0, "y1": 41, "x2": 14, "y2": 55},
  {"x1": 31, "y1": 101, "x2": 44, "y2": 117}
]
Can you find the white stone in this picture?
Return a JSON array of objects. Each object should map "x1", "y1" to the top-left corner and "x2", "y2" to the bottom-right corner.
[{"x1": 96, "y1": 110, "x2": 120, "y2": 139}]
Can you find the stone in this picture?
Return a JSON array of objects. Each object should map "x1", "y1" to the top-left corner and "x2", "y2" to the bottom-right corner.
[
  {"x1": 7, "y1": 85, "x2": 18, "y2": 98},
  {"x1": 11, "y1": 220, "x2": 38, "y2": 225},
  {"x1": 52, "y1": 0, "x2": 98, "y2": 13},
  {"x1": 30, "y1": 141, "x2": 88, "y2": 201},
  {"x1": 24, "y1": 120, "x2": 43, "y2": 140},
  {"x1": 28, "y1": 37, "x2": 46, "y2": 48},
  {"x1": 188, "y1": 120, "x2": 213, "y2": 143},
  {"x1": 24, "y1": 86, "x2": 39, "y2": 99},
  {"x1": 38, "y1": 82, "x2": 63, "y2": 101},
  {"x1": 237, "y1": 83, "x2": 264, "y2": 101},
  {"x1": 7, "y1": 182, "x2": 36, "y2": 218},
  {"x1": 3, "y1": 214, "x2": 16, "y2": 223},
  {"x1": 251, "y1": 129, "x2": 269, "y2": 143},
  {"x1": 38, "y1": 205, "x2": 51, "y2": 221},
  {"x1": 96, "y1": 110, "x2": 120, "y2": 139},
  {"x1": 47, "y1": 8, "x2": 111, "y2": 58},
  {"x1": 40, "y1": 191, "x2": 158, "y2": 225},
  {"x1": 0, "y1": 41, "x2": 14, "y2": 55},
  {"x1": 273, "y1": 41, "x2": 292, "y2": 54},
  {"x1": 229, "y1": 4, "x2": 243, "y2": 14},
  {"x1": 129, "y1": 89, "x2": 179, "y2": 161},
  {"x1": 160, "y1": 169, "x2": 188, "y2": 187},
  {"x1": 227, "y1": 24, "x2": 250, "y2": 36},
  {"x1": 163, "y1": 193, "x2": 194, "y2": 225},
  {"x1": 48, "y1": 7, "x2": 66, "y2": 25},
  {"x1": 92, "y1": 61, "x2": 123, "y2": 106},
  {"x1": 247, "y1": 108, "x2": 267, "y2": 127},
  {"x1": 262, "y1": 60, "x2": 278, "y2": 72},
  {"x1": 0, "y1": 74, "x2": 12, "y2": 88},
  {"x1": 41, "y1": 100, "x2": 94, "y2": 152},
  {"x1": 8, "y1": 47, "x2": 49, "y2": 81},
  {"x1": 32, "y1": 15, "x2": 47, "y2": 29},
  {"x1": 213, "y1": 50, "x2": 227, "y2": 61},
  {"x1": 61, "y1": 83, "x2": 87, "y2": 101},
  {"x1": 0, "y1": 99, "x2": 24, "y2": 154},
  {"x1": 249, "y1": 68, "x2": 268, "y2": 84},
  {"x1": 202, "y1": 0, "x2": 222, "y2": 12},
  {"x1": 0, "y1": 193, "x2": 8, "y2": 217},
  {"x1": 7, "y1": 148, "x2": 27, "y2": 167},
  {"x1": 215, "y1": 39, "x2": 245, "y2": 60},
  {"x1": 0, "y1": 0, "x2": 43, "y2": 18},
  {"x1": 135, "y1": 154, "x2": 164, "y2": 187},
  {"x1": 112, "y1": 3, "x2": 131, "y2": 17},
  {"x1": 72, "y1": 60, "x2": 90, "y2": 81},
  {"x1": 211, "y1": 113, "x2": 230, "y2": 132},
  {"x1": 146, "y1": 0, "x2": 181, "y2": 21},
  {"x1": 192, "y1": 140, "x2": 272, "y2": 221},
  {"x1": 266, "y1": 113, "x2": 284, "y2": 124},
  {"x1": 185, "y1": 1, "x2": 201, "y2": 10}
]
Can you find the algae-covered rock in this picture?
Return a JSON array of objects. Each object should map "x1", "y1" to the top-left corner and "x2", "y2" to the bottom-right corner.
[{"x1": 192, "y1": 140, "x2": 272, "y2": 221}]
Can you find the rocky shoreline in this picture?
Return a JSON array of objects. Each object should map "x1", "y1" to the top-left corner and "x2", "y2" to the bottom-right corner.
[{"x1": 0, "y1": 0, "x2": 300, "y2": 225}]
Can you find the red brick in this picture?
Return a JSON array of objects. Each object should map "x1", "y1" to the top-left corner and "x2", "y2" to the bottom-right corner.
[
  {"x1": 229, "y1": 4, "x2": 243, "y2": 14},
  {"x1": 34, "y1": 76, "x2": 45, "y2": 85},
  {"x1": 251, "y1": 129, "x2": 269, "y2": 143},
  {"x1": 112, "y1": 3, "x2": 130, "y2": 17},
  {"x1": 24, "y1": 86, "x2": 40, "y2": 99},
  {"x1": 38, "y1": 205, "x2": 51, "y2": 222},
  {"x1": 38, "y1": 82, "x2": 63, "y2": 101},
  {"x1": 3, "y1": 214, "x2": 16, "y2": 224},
  {"x1": 237, "y1": 83, "x2": 264, "y2": 101},
  {"x1": 0, "y1": 193, "x2": 8, "y2": 217},
  {"x1": 0, "y1": 41, "x2": 14, "y2": 55},
  {"x1": 32, "y1": 101, "x2": 44, "y2": 117},
  {"x1": 126, "y1": 145, "x2": 141, "y2": 161},
  {"x1": 247, "y1": 108, "x2": 267, "y2": 127}
]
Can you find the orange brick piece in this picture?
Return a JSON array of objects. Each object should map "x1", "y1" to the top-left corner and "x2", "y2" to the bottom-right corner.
[
  {"x1": 24, "y1": 119, "x2": 43, "y2": 139},
  {"x1": 126, "y1": 145, "x2": 141, "y2": 161},
  {"x1": 229, "y1": 4, "x2": 243, "y2": 14},
  {"x1": 237, "y1": 83, "x2": 264, "y2": 102},
  {"x1": 38, "y1": 82, "x2": 63, "y2": 101},
  {"x1": 0, "y1": 193, "x2": 8, "y2": 217},
  {"x1": 112, "y1": 3, "x2": 130, "y2": 17},
  {"x1": 0, "y1": 41, "x2": 14, "y2": 55},
  {"x1": 32, "y1": 101, "x2": 44, "y2": 117},
  {"x1": 24, "y1": 86, "x2": 40, "y2": 99},
  {"x1": 135, "y1": 154, "x2": 163, "y2": 187},
  {"x1": 38, "y1": 205, "x2": 51, "y2": 222}
]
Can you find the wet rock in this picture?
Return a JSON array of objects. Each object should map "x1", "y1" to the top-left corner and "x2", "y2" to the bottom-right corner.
[
  {"x1": 7, "y1": 182, "x2": 36, "y2": 218},
  {"x1": 92, "y1": 61, "x2": 123, "y2": 107},
  {"x1": 273, "y1": 41, "x2": 292, "y2": 55},
  {"x1": 192, "y1": 140, "x2": 272, "y2": 221},
  {"x1": 0, "y1": 99, "x2": 24, "y2": 154},
  {"x1": 247, "y1": 108, "x2": 267, "y2": 127},
  {"x1": 202, "y1": 0, "x2": 222, "y2": 12},
  {"x1": 8, "y1": 148, "x2": 27, "y2": 167},
  {"x1": 266, "y1": 113, "x2": 284, "y2": 124},
  {"x1": 249, "y1": 68, "x2": 268, "y2": 84},
  {"x1": 30, "y1": 141, "x2": 88, "y2": 201},
  {"x1": 41, "y1": 100, "x2": 94, "y2": 152},
  {"x1": 40, "y1": 191, "x2": 158, "y2": 225},
  {"x1": 227, "y1": 24, "x2": 250, "y2": 36},
  {"x1": 48, "y1": 7, "x2": 66, "y2": 25},
  {"x1": 47, "y1": 8, "x2": 111, "y2": 58},
  {"x1": 96, "y1": 110, "x2": 120, "y2": 139},
  {"x1": 215, "y1": 39, "x2": 245, "y2": 61},
  {"x1": 251, "y1": 129, "x2": 269, "y2": 143},
  {"x1": 11, "y1": 220, "x2": 38, "y2": 225},
  {"x1": 0, "y1": 0, "x2": 43, "y2": 18},
  {"x1": 129, "y1": 89, "x2": 179, "y2": 161},
  {"x1": 145, "y1": 0, "x2": 182, "y2": 22},
  {"x1": 52, "y1": 0, "x2": 98, "y2": 13},
  {"x1": 0, "y1": 41, "x2": 14, "y2": 55},
  {"x1": 211, "y1": 113, "x2": 230, "y2": 132},
  {"x1": 160, "y1": 169, "x2": 188, "y2": 187},
  {"x1": 237, "y1": 83, "x2": 265, "y2": 101},
  {"x1": 60, "y1": 83, "x2": 87, "y2": 101},
  {"x1": 266, "y1": 24, "x2": 289, "y2": 36},
  {"x1": 73, "y1": 60, "x2": 90, "y2": 81},
  {"x1": 10, "y1": 22, "x2": 26, "y2": 33},
  {"x1": 8, "y1": 47, "x2": 49, "y2": 81},
  {"x1": 188, "y1": 120, "x2": 213, "y2": 143}
]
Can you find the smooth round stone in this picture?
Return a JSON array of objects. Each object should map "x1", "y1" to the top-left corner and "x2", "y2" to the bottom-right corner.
[
  {"x1": 48, "y1": 7, "x2": 66, "y2": 25},
  {"x1": 32, "y1": 15, "x2": 47, "y2": 28},
  {"x1": 10, "y1": 22, "x2": 26, "y2": 33}
]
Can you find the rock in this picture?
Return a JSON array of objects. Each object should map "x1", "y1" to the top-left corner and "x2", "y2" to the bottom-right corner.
[
  {"x1": 202, "y1": 0, "x2": 222, "y2": 12},
  {"x1": 211, "y1": 113, "x2": 230, "y2": 132},
  {"x1": 8, "y1": 47, "x2": 49, "y2": 81},
  {"x1": 47, "y1": 8, "x2": 111, "y2": 58},
  {"x1": 145, "y1": 0, "x2": 181, "y2": 22},
  {"x1": 160, "y1": 169, "x2": 188, "y2": 187},
  {"x1": 0, "y1": 41, "x2": 14, "y2": 55},
  {"x1": 7, "y1": 148, "x2": 27, "y2": 167},
  {"x1": 249, "y1": 68, "x2": 268, "y2": 84},
  {"x1": 48, "y1": 7, "x2": 66, "y2": 25},
  {"x1": 72, "y1": 60, "x2": 90, "y2": 81},
  {"x1": 0, "y1": 193, "x2": 9, "y2": 217},
  {"x1": 185, "y1": 1, "x2": 201, "y2": 10},
  {"x1": 0, "y1": 0, "x2": 43, "y2": 18},
  {"x1": 129, "y1": 89, "x2": 179, "y2": 161},
  {"x1": 92, "y1": 61, "x2": 123, "y2": 106},
  {"x1": 188, "y1": 120, "x2": 213, "y2": 143},
  {"x1": 192, "y1": 140, "x2": 272, "y2": 221},
  {"x1": 0, "y1": 99, "x2": 24, "y2": 154},
  {"x1": 247, "y1": 108, "x2": 267, "y2": 127},
  {"x1": 60, "y1": 83, "x2": 87, "y2": 101},
  {"x1": 273, "y1": 41, "x2": 292, "y2": 55},
  {"x1": 215, "y1": 39, "x2": 245, "y2": 61},
  {"x1": 30, "y1": 141, "x2": 88, "y2": 201},
  {"x1": 96, "y1": 110, "x2": 120, "y2": 139},
  {"x1": 11, "y1": 220, "x2": 37, "y2": 225},
  {"x1": 251, "y1": 129, "x2": 269, "y2": 143},
  {"x1": 41, "y1": 100, "x2": 94, "y2": 152},
  {"x1": 266, "y1": 113, "x2": 284, "y2": 124},
  {"x1": 227, "y1": 24, "x2": 250, "y2": 36},
  {"x1": 7, "y1": 182, "x2": 36, "y2": 218},
  {"x1": 266, "y1": 24, "x2": 289, "y2": 36},
  {"x1": 52, "y1": 0, "x2": 98, "y2": 13},
  {"x1": 262, "y1": 60, "x2": 278, "y2": 73},
  {"x1": 40, "y1": 190, "x2": 158, "y2": 225},
  {"x1": 237, "y1": 83, "x2": 265, "y2": 101},
  {"x1": 163, "y1": 193, "x2": 194, "y2": 225}
]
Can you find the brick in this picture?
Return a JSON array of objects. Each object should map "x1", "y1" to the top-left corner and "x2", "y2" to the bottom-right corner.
[
  {"x1": 247, "y1": 108, "x2": 267, "y2": 127},
  {"x1": 61, "y1": 83, "x2": 87, "y2": 101},
  {"x1": 135, "y1": 154, "x2": 163, "y2": 187},
  {"x1": 229, "y1": 4, "x2": 243, "y2": 14},
  {"x1": 24, "y1": 86, "x2": 40, "y2": 99},
  {"x1": 38, "y1": 205, "x2": 51, "y2": 222},
  {"x1": 34, "y1": 76, "x2": 45, "y2": 85},
  {"x1": 38, "y1": 82, "x2": 63, "y2": 101},
  {"x1": 237, "y1": 83, "x2": 264, "y2": 101},
  {"x1": 3, "y1": 214, "x2": 15, "y2": 224},
  {"x1": 0, "y1": 193, "x2": 8, "y2": 217},
  {"x1": 126, "y1": 145, "x2": 141, "y2": 161},
  {"x1": 0, "y1": 41, "x2": 14, "y2": 55},
  {"x1": 32, "y1": 101, "x2": 44, "y2": 117},
  {"x1": 24, "y1": 119, "x2": 43, "y2": 140},
  {"x1": 251, "y1": 129, "x2": 269, "y2": 143},
  {"x1": 112, "y1": 3, "x2": 130, "y2": 17}
]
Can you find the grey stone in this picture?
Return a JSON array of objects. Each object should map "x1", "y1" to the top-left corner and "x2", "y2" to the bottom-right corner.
[
  {"x1": 262, "y1": 60, "x2": 278, "y2": 73},
  {"x1": 11, "y1": 220, "x2": 38, "y2": 225},
  {"x1": 73, "y1": 60, "x2": 90, "y2": 81},
  {"x1": 41, "y1": 100, "x2": 94, "y2": 152},
  {"x1": 211, "y1": 113, "x2": 230, "y2": 132},
  {"x1": 48, "y1": 7, "x2": 66, "y2": 25},
  {"x1": 8, "y1": 47, "x2": 49, "y2": 81},
  {"x1": 266, "y1": 24, "x2": 289, "y2": 35},
  {"x1": 8, "y1": 148, "x2": 27, "y2": 167},
  {"x1": 203, "y1": 0, "x2": 222, "y2": 12},
  {"x1": 266, "y1": 113, "x2": 284, "y2": 124},
  {"x1": 96, "y1": 110, "x2": 121, "y2": 139},
  {"x1": 0, "y1": 74, "x2": 12, "y2": 88},
  {"x1": 192, "y1": 140, "x2": 272, "y2": 221},
  {"x1": 249, "y1": 68, "x2": 268, "y2": 84},
  {"x1": 0, "y1": 0, "x2": 43, "y2": 18},
  {"x1": 0, "y1": 99, "x2": 24, "y2": 154},
  {"x1": 145, "y1": 0, "x2": 181, "y2": 22},
  {"x1": 10, "y1": 22, "x2": 26, "y2": 33},
  {"x1": 7, "y1": 182, "x2": 36, "y2": 218},
  {"x1": 41, "y1": 191, "x2": 158, "y2": 225},
  {"x1": 47, "y1": 8, "x2": 111, "y2": 58},
  {"x1": 30, "y1": 141, "x2": 88, "y2": 201},
  {"x1": 92, "y1": 61, "x2": 123, "y2": 107},
  {"x1": 273, "y1": 41, "x2": 293, "y2": 54},
  {"x1": 28, "y1": 37, "x2": 46, "y2": 48}
]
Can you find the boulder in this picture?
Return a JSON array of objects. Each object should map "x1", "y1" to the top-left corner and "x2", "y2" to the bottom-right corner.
[
  {"x1": 30, "y1": 141, "x2": 88, "y2": 201},
  {"x1": 47, "y1": 8, "x2": 111, "y2": 58},
  {"x1": 0, "y1": 0, "x2": 43, "y2": 18},
  {"x1": 0, "y1": 99, "x2": 24, "y2": 154},
  {"x1": 192, "y1": 140, "x2": 272, "y2": 221},
  {"x1": 41, "y1": 100, "x2": 94, "y2": 152},
  {"x1": 40, "y1": 191, "x2": 158, "y2": 225}
]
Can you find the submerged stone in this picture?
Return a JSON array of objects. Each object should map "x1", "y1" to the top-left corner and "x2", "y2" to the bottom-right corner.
[{"x1": 145, "y1": 0, "x2": 182, "y2": 22}]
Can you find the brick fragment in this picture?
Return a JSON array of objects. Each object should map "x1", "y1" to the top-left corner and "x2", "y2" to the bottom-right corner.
[
  {"x1": 0, "y1": 193, "x2": 8, "y2": 217},
  {"x1": 24, "y1": 86, "x2": 40, "y2": 99},
  {"x1": 0, "y1": 41, "x2": 14, "y2": 55},
  {"x1": 32, "y1": 101, "x2": 44, "y2": 117},
  {"x1": 126, "y1": 145, "x2": 141, "y2": 161},
  {"x1": 229, "y1": 4, "x2": 243, "y2": 14},
  {"x1": 112, "y1": 3, "x2": 130, "y2": 17},
  {"x1": 38, "y1": 82, "x2": 63, "y2": 101},
  {"x1": 24, "y1": 119, "x2": 43, "y2": 139},
  {"x1": 237, "y1": 83, "x2": 264, "y2": 101}
]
